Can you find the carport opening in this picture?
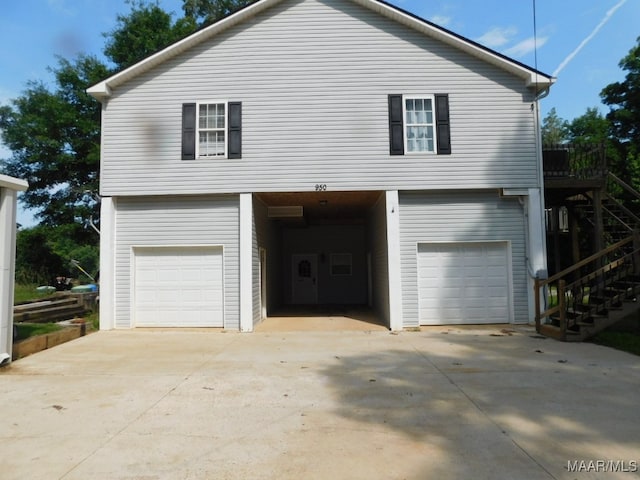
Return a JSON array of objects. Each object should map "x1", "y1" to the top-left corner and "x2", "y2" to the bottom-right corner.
[{"x1": 254, "y1": 191, "x2": 388, "y2": 330}]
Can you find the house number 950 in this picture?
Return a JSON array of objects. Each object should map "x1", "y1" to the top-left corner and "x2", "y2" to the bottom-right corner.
[{"x1": 315, "y1": 184, "x2": 327, "y2": 191}]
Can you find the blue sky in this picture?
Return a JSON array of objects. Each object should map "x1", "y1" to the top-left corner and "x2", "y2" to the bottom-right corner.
[{"x1": 1, "y1": 0, "x2": 638, "y2": 226}]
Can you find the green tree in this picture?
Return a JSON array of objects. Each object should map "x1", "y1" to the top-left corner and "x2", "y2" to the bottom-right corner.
[
  {"x1": 601, "y1": 36, "x2": 640, "y2": 149},
  {"x1": 182, "y1": 0, "x2": 253, "y2": 26},
  {"x1": 14, "y1": 226, "x2": 68, "y2": 285},
  {"x1": 0, "y1": 55, "x2": 109, "y2": 227},
  {"x1": 541, "y1": 107, "x2": 569, "y2": 146},
  {"x1": 601, "y1": 36, "x2": 640, "y2": 192},
  {"x1": 567, "y1": 107, "x2": 609, "y2": 145},
  {"x1": 104, "y1": 0, "x2": 198, "y2": 70}
]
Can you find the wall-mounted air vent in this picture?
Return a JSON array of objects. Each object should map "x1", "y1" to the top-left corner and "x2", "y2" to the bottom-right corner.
[{"x1": 267, "y1": 206, "x2": 304, "y2": 218}]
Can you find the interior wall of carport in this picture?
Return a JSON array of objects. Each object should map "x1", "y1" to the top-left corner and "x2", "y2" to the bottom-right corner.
[
  {"x1": 366, "y1": 193, "x2": 390, "y2": 327},
  {"x1": 252, "y1": 197, "x2": 283, "y2": 326}
]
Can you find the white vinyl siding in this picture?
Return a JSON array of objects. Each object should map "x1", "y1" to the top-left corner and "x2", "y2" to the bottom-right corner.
[
  {"x1": 114, "y1": 195, "x2": 239, "y2": 329},
  {"x1": 399, "y1": 191, "x2": 527, "y2": 327},
  {"x1": 100, "y1": 0, "x2": 539, "y2": 197}
]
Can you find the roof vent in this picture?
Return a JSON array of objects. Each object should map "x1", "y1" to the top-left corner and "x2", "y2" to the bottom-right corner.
[{"x1": 268, "y1": 206, "x2": 304, "y2": 218}]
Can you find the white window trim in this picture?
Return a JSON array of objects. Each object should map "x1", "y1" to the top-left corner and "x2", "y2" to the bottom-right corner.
[
  {"x1": 196, "y1": 100, "x2": 228, "y2": 159},
  {"x1": 402, "y1": 94, "x2": 437, "y2": 155},
  {"x1": 330, "y1": 253, "x2": 353, "y2": 276}
]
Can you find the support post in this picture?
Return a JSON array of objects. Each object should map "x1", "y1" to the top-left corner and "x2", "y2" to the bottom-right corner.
[
  {"x1": 558, "y1": 279, "x2": 566, "y2": 340},
  {"x1": 592, "y1": 189, "x2": 604, "y2": 255},
  {"x1": 386, "y1": 190, "x2": 403, "y2": 331},
  {"x1": 534, "y1": 278, "x2": 541, "y2": 332},
  {"x1": 99, "y1": 197, "x2": 115, "y2": 330},
  {"x1": 239, "y1": 193, "x2": 253, "y2": 332}
]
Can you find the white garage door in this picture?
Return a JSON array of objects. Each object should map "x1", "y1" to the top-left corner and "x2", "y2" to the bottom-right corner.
[
  {"x1": 133, "y1": 246, "x2": 223, "y2": 327},
  {"x1": 417, "y1": 242, "x2": 511, "y2": 325}
]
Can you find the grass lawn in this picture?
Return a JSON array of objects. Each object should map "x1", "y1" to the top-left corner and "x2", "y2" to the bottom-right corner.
[
  {"x1": 14, "y1": 323, "x2": 63, "y2": 342},
  {"x1": 14, "y1": 284, "x2": 54, "y2": 304},
  {"x1": 591, "y1": 331, "x2": 640, "y2": 356}
]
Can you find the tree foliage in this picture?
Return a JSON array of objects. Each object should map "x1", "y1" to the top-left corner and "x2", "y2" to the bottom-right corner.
[
  {"x1": 567, "y1": 107, "x2": 609, "y2": 145},
  {"x1": 541, "y1": 107, "x2": 569, "y2": 145},
  {"x1": 104, "y1": 0, "x2": 198, "y2": 70},
  {"x1": 182, "y1": 0, "x2": 253, "y2": 26},
  {"x1": 601, "y1": 36, "x2": 640, "y2": 149},
  {"x1": 0, "y1": 55, "x2": 109, "y2": 227}
]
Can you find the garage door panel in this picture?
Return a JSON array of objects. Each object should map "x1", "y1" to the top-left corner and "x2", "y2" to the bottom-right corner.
[
  {"x1": 133, "y1": 247, "x2": 223, "y2": 328},
  {"x1": 418, "y1": 242, "x2": 511, "y2": 325}
]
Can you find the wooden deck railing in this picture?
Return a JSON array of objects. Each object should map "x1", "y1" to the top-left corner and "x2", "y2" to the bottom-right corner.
[
  {"x1": 535, "y1": 234, "x2": 640, "y2": 337},
  {"x1": 543, "y1": 143, "x2": 607, "y2": 179}
]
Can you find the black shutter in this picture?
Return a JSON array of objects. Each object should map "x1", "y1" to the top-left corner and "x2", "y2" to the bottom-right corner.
[
  {"x1": 435, "y1": 94, "x2": 451, "y2": 155},
  {"x1": 182, "y1": 103, "x2": 196, "y2": 160},
  {"x1": 388, "y1": 95, "x2": 404, "y2": 155},
  {"x1": 228, "y1": 102, "x2": 242, "y2": 159}
]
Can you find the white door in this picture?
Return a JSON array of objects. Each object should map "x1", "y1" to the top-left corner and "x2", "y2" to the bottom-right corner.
[
  {"x1": 291, "y1": 254, "x2": 318, "y2": 304},
  {"x1": 417, "y1": 242, "x2": 511, "y2": 325},
  {"x1": 133, "y1": 246, "x2": 223, "y2": 327}
]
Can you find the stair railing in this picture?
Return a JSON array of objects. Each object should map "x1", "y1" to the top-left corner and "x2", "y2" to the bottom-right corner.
[
  {"x1": 535, "y1": 234, "x2": 640, "y2": 337},
  {"x1": 608, "y1": 172, "x2": 640, "y2": 203},
  {"x1": 543, "y1": 143, "x2": 607, "y2": 179}
]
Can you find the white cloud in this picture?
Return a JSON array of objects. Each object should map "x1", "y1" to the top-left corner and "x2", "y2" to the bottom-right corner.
[
  {"x1": 553, "y1": 0, "x2": 628, "y2": 77},
  {"x1": 504, "y1": 36, "x2": 548, "y2": 58},
  {"x1": 430, "y1": 15, "x2": 452, "y2": 27},
  {"x1": 476, "y1": 27, "x2": 518, "y2": 48}
]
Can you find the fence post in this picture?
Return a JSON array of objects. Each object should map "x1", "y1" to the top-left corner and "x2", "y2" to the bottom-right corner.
[{"x1": 558, "y1": 279, "x2": 566, "y2": 340}]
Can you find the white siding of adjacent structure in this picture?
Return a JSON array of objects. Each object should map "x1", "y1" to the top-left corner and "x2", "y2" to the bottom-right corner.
[
  {"x1": 114, "y1": 195, "x2": 239, "y2": 329},
  {"x1": 399, "y1": 191, "x2": 527, "y2": 327},
  {"x1": 100, "y1": 0, "x2": 539, "y2": 198}
]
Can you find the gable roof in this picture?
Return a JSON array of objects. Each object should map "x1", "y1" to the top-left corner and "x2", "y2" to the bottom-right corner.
[{"x1": 87, "y1": 0, "x2": 554, "y2": 101}]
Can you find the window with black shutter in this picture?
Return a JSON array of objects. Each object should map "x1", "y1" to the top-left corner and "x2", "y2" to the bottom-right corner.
[
  {"x1": 388, "y1": 94, "x2": 451, "y2": 155},
  {"x1": 181, "y1": 101, "x2": 242, "y2": 160}
]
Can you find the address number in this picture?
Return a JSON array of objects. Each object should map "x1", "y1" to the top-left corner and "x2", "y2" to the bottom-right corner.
[{"x1": 315, "y1": 184, "x2": 327, "y2": 191}]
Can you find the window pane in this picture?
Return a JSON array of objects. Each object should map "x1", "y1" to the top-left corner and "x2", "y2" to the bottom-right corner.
[
  {"x1": 405, "y1": 99, "x2": 414, "y2": 112},
  {"x1": 216, "y1": 104, "x2": 225, "y2": 128},
  {"x1": 415, "y1": 99, "x2": 423, "y2": 111},
  {"x1": 199, "y1": 105, "x2": 208, "y2": 128},
  {"x1": 199, "y1": 131, "x2": 225, "y2": 156}
]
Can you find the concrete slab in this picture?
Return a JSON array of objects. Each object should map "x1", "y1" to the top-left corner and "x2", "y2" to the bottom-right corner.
[{"x1": 1, "y1": 326, "x2": 639, "y2": 479}]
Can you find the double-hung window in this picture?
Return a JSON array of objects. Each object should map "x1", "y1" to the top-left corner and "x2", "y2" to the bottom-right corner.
[
  {"x1": 181, "y1": 101, "x2": 242, "y2": 160},
  {"x1": 404, "y1": 96, "x2": 435, "y2": 153},
  {"x1": 198, "y1": 103, "x2": 226, "y2": 157}
]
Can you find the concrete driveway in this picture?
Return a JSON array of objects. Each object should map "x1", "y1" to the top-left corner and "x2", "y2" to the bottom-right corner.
[{"x1": 0, "y1": 325, "x2": 639, "y2": 480}]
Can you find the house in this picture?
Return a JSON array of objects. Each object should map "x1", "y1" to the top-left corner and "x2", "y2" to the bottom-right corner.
[
  {"x1": 88, "y1": 0, "x2": 554, "y2": 331},
  {"x1": 0, "y1": 174, "x2": 28, "y2": 364}
]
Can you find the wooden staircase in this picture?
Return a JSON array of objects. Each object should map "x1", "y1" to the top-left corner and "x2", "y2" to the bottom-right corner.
[
  {"x1": 539, "y1": 148, "x2": 640, "y2": 341},
  {"x1": 575, "y1": 173, "x2": 640, "y2": 247},
  {"x1": 535, "y1": 235, "x2": 640, "y2": 341}
]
